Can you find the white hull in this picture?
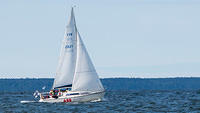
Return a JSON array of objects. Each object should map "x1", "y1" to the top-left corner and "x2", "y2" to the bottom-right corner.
[{"x1": 39, "y1": 91, "x2": 105, "y2": 103}]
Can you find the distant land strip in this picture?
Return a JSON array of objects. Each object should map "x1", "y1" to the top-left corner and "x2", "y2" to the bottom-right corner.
[{"x1": 1, "y1": 77, "x2": 200, "y2": 92}]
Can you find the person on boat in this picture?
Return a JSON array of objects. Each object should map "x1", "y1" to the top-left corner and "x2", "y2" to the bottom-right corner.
[
  {"x1": 49, "y1": 89, "x2": 54, "y2": 96},
  {"x1": 40, "y1": 94, "x2": 44, "y2": 99},
  {"x1": 50, "y1": 89, "x2": 58, "y2": 99}
]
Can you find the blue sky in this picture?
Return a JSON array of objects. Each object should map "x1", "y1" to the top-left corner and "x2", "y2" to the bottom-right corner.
[{"x1": 0, "y1": 0, "x2": 200, "y2": 78}]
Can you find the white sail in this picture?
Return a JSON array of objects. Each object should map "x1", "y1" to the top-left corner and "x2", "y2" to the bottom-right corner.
[
  {"x1": 53, "y1": 8, "x2": 77, "y2": 88},
  {"x1": 72, "y1": 32, "x2": 104, "y2": 92}
]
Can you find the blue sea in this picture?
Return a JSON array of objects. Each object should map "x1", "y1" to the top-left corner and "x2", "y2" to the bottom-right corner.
[{"x1": 1, "y1": 90, "x2": 200, "y2": 113}]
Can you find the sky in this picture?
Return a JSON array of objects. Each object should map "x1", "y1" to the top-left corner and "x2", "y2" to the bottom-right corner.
[{"x1": 0, "y1": 0, "x2": 200, "y2": 78}]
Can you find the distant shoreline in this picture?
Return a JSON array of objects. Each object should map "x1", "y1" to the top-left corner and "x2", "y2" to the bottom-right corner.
[{"x1": 1, "y1": 77, "x2": 200, "y2": 91}]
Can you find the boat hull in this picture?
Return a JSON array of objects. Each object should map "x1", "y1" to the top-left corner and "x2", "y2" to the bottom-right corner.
[{"x1": 39, "y1": 91, "x2": 105, "y2": 103}]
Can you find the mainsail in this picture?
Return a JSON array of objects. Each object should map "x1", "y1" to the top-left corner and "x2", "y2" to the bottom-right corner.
[
  {"x1": 72, "y1": 32, "x2": 104, "y2": 92},
  {"x1": 53, "y1": 8, "x2": 77, "y2": 88}
]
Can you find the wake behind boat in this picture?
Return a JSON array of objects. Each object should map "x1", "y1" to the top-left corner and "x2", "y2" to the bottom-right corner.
[{"x1": 39, "y1": 8, "x2": 105, "y2": 103}]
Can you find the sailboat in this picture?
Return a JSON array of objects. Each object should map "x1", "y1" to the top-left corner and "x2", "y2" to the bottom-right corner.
[{"x1": 39, "y1": 8, "x2": 105, "y2": 103}]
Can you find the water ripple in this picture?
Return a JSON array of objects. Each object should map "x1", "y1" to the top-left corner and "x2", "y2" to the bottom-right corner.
[{"x1": 0, "y1": 90, "x2": 200, "y2": 112}]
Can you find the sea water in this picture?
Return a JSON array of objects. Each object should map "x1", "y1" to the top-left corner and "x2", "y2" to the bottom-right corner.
[{"x1": 0, "y1": 90, "x2": 200, "y2": 112}]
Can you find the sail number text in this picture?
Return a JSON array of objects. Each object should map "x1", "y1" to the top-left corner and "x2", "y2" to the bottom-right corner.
[{"x1": 65, "y1": 45, "x2": 73, "y2": 48}]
